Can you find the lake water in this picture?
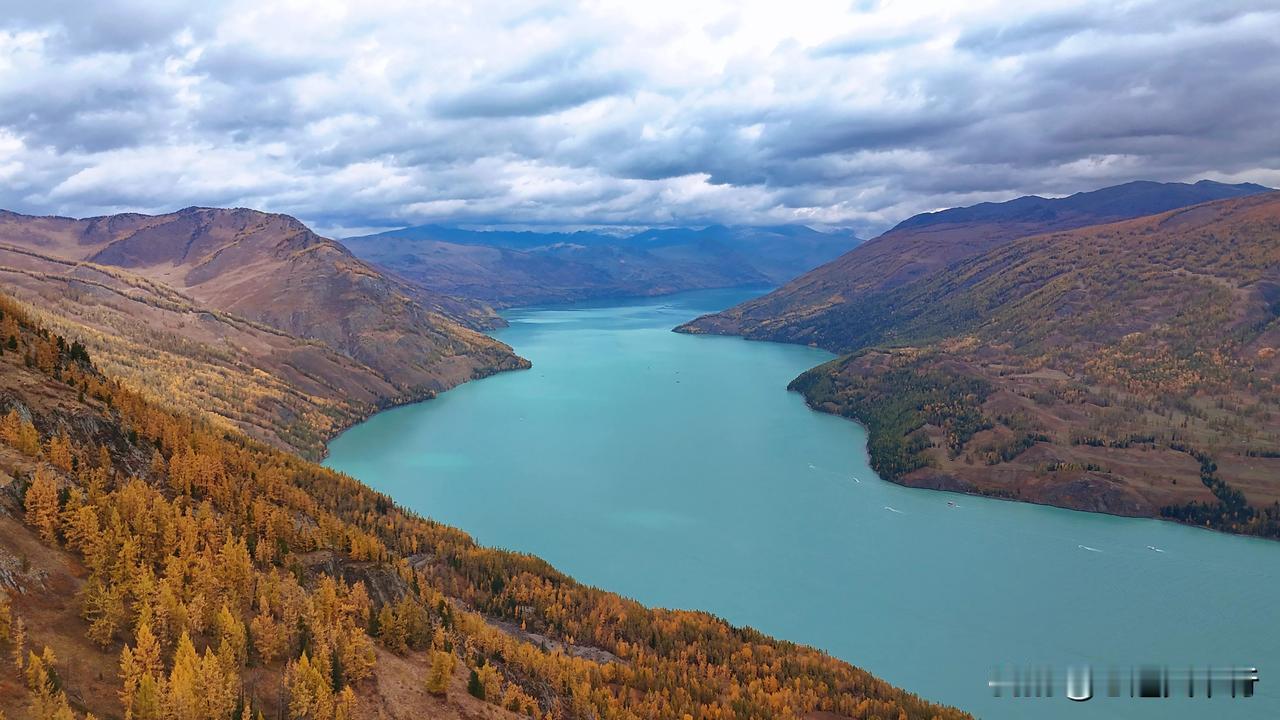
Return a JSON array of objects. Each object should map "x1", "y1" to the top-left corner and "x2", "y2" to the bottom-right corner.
[{"x1": 325, "y1": 287, "x2": 1279, "y2": 720}]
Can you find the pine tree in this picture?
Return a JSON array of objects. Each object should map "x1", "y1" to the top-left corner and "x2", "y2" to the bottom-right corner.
[
  {"x1": 249, "y1": 604, "x2": 284, "y2": 665},
  {"x1": 165, "y1": 632, "x2": 200, "y2": 720},
  {"x1": 425, "y1": 650, "x2": 454, "y2": 697},
  {"x1": 2, "y1": 410, "x2": 41, "y2": 456},
  {"x1": 81, "y1": 578, "x2": 126, "y2": 648},
  {"x1": 0, "y1": 593, "x2": 11, "y2": 642},
  {"x1": 26, "y1": 646, "x2": 76, "y2": 720},
  {"x1": 46, "y1": 432, "x2": 74, "y2": 472},
  {"x1": 120, "y1": 622, "x2": 164, "y2": 716},
  {"x1": 467, "y1": 668, "x2": 484, "y2": 699},
  {"x1": 11, "y1": 616, "x2": 26, "y2": 671},
  {"x1": 24, "y1": 467, "x2": 61, "y2": 543}
]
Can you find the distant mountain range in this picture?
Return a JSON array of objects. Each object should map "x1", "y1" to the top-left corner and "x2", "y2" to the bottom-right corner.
[
  {"x1": 678, "y1": 180, "x2": 1272, "y2": 347},
  {"x1": 343, "y1": 224, "x2": 861, "y2": 306},
  {"x1": 0, "y1": 207, "x2": 526, "y2": 456},
  {"x1": 680, "y1": 180, "x2": 1280, "y2": 538}
]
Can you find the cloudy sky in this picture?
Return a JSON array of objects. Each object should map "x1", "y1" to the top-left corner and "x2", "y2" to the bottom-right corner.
[{"x1": 0, "y1": 0, "x2": 1277, "y2": 238}]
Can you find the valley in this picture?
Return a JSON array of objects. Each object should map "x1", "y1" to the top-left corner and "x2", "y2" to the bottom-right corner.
[
  {"x1": 0, "y1": 289, "x2": 966, "y2": 720},
  {"x1": 325, "y1": 288, "x2": 1280, "y2": 720},
  {"x1": 3, "y1": 4, "x2": 1277, "y2": 719}
]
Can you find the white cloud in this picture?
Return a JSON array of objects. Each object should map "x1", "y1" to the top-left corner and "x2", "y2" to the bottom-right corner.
[{"x1": 0, "y1": 0, "x2": 1275, "y2": 237}]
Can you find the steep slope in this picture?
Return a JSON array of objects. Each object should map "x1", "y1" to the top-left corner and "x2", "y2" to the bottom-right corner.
[
  {"x1": 788, "y1": 192, "x2": 1280, "y2": 537},
  {"x1": 0, "y1": 292, "x2": 969, "y2": 720},
  {"x1": 343, "y1": 224, "x2": 860, "y2": 306},
  {"x1": 0, "y1": 208, "x2": 527, "y2": 457},
  {"x1": 678, "y1": 180, "x2": 1271, "y2": 347}
]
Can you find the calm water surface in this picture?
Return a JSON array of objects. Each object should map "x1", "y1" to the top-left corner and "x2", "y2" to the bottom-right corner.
[{"x1": 326, "y1": 288, "x2": 1280, "y2": 720}]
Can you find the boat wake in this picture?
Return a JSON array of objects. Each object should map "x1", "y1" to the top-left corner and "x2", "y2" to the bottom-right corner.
[
  {"x1": 1147, "y1": 545, "x2": 1165, "y2": 553},
  {"x1": 1078, "y1": 544, "x2": 1102, "y2": 553},
  {"x1": 884, "y1": 506, "x2": 904, "y2": 514}
]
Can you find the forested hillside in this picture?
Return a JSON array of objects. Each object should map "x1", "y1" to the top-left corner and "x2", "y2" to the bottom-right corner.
[
  {"x1": 0, "y1": 208, "x2": 527, "y2": 458},
  {"x1": 0, "y1": 292, "x2": 967, "y2": 719},
  {"x1": 786, "y1": 192, "x2": 1280, "y2": 537}
]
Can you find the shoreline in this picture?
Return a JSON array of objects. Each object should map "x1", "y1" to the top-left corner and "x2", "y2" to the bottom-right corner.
[
  {"x1": 793, "y1": 389, "x2": 1280, "y2": 544},
  {"x1": 315, "y1": 352, "x2": 533, "y2": 461}
]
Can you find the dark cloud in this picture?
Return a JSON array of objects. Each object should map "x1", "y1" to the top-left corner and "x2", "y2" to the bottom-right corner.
[
  {"x1": 0, "y1": 0, "x2": 209, "y2": 53},
  {"x1": 954, "y1": 10, "x2": 1099, "y2": 56},
  {"x1": 810, "y1": 33, "x2": 926, "y2": 58},
  {"x1": 433, "y1": 73, "x2": 632, "y2": 119},
  {"x1": 193, "y1": 44, "x2": 324, "y2": 85}
]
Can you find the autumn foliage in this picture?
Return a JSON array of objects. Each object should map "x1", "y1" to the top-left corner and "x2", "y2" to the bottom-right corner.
[{"x1": 0, "y1": 291, "x2": 966, "y2": 720}]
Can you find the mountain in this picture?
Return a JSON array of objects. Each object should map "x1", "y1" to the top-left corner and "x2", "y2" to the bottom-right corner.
[
  {"x1": 343, "y1": 224, "x2": 861, "y2": 306},
  {"x1": 0, "y1": 207, "x2": 527, "y2": 457},
  {"x1": 678, "y1": 180, "x2": 1272, "y2": 347},
  {"x1": 784, "y1": 192, "x2": 1280, "y2": 536},
  {"x1": 0, "y1": 287, "x2": 969, "y2": 719}
]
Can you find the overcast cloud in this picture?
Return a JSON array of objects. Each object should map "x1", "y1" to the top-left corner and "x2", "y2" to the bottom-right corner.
[{"x1": 0, "y1": 0, "x2": 1276, "y2": 237}]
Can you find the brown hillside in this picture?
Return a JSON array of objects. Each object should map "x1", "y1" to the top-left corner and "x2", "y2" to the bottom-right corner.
[
  {"x1": 0, "y1": 208, "x2": 528, "y2": 457},
  {"x1": 679, "y1": 180, "x2": 1269, "y2": 348},
  {"x1": 788, "y1": 192, "x2": 1280, "y2": 536}
]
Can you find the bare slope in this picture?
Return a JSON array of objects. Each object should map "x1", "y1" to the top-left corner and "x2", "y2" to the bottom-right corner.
[
  {"x1": 678, "y1": 180, "x2": 1270, "y2": 347},
  {"x1": 0, "y1": 207, "x2": 527, "y2": 457}
]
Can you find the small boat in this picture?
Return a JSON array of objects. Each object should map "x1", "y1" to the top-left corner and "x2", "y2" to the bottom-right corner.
[
  {"x1": 884, "y1": 506, "x2": 903, "y2": 514},
  {"x1": 851, "y1": 476, "x2": 861, "y2": 483},
  {"x1": 1147, "y1": 545, "x2": 1165, "y2": 553},
  {"x1": 1078, "y1": 544, "x2": 1101, "y2": 553},
  {"x1": 947, "y1": 501, "x2": 957, "y2": 507}
]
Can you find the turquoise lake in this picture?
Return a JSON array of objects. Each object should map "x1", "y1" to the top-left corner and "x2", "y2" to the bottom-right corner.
[{"x1": 325, "y1": 287, "x2": 1280, "y2": 720}]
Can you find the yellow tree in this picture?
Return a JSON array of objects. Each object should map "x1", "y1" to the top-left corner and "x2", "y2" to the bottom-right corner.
[
  {"x1": 81, "y1": 578, "x2": 126, "y2": 648},
  {"x1": 24, "y1": 467, "x2": 60, "y2": 543},
  {"x1": 249, "y1": 603, "x2": 285, "y2": 665},
  {"x1": 195, "y1": 649, "x2": 237, "y2": 720},
  {"x1": 25, "y1": 646, "x2": 76, "y2": 720},
  {"x1": 120, "y1": 623, "x2": 163, "y2": 717},
  {"x1": 475, "y1": 663, "x2": 502, "y2": 702},
  {"x1": 0, "y1": 592, "x2": 10, "y2": 641},
  {"x1": 61, "y1": 503, "x2": 100, "y2": 556},
  {"x1": 131, "y1": 674, "x2": 163, "y2": 720},
  {"x1": 213, "y1": 605, "x2": 247, "y2": 669},
  {"x1": 377, "y1": 604, "x2": 405, "y2": 653},
  {"x1": 425, "y1": 650, "x2": 454, "y2": 697},
  {"x1": 285, "y1": 652, "x2": 335, "y2": 720},
  {"x1": 11, "y1": 616, "x2": 26, "y2": 671},
  {"x1": 164, "y1": 632, "x2": 200, "y2": 720},
  {"x1": 45, "y1": 432, "x2": 73, "y2": 472},
  {"x1": 1, "y1": 410, "x2": 41, "y2": 456}
]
